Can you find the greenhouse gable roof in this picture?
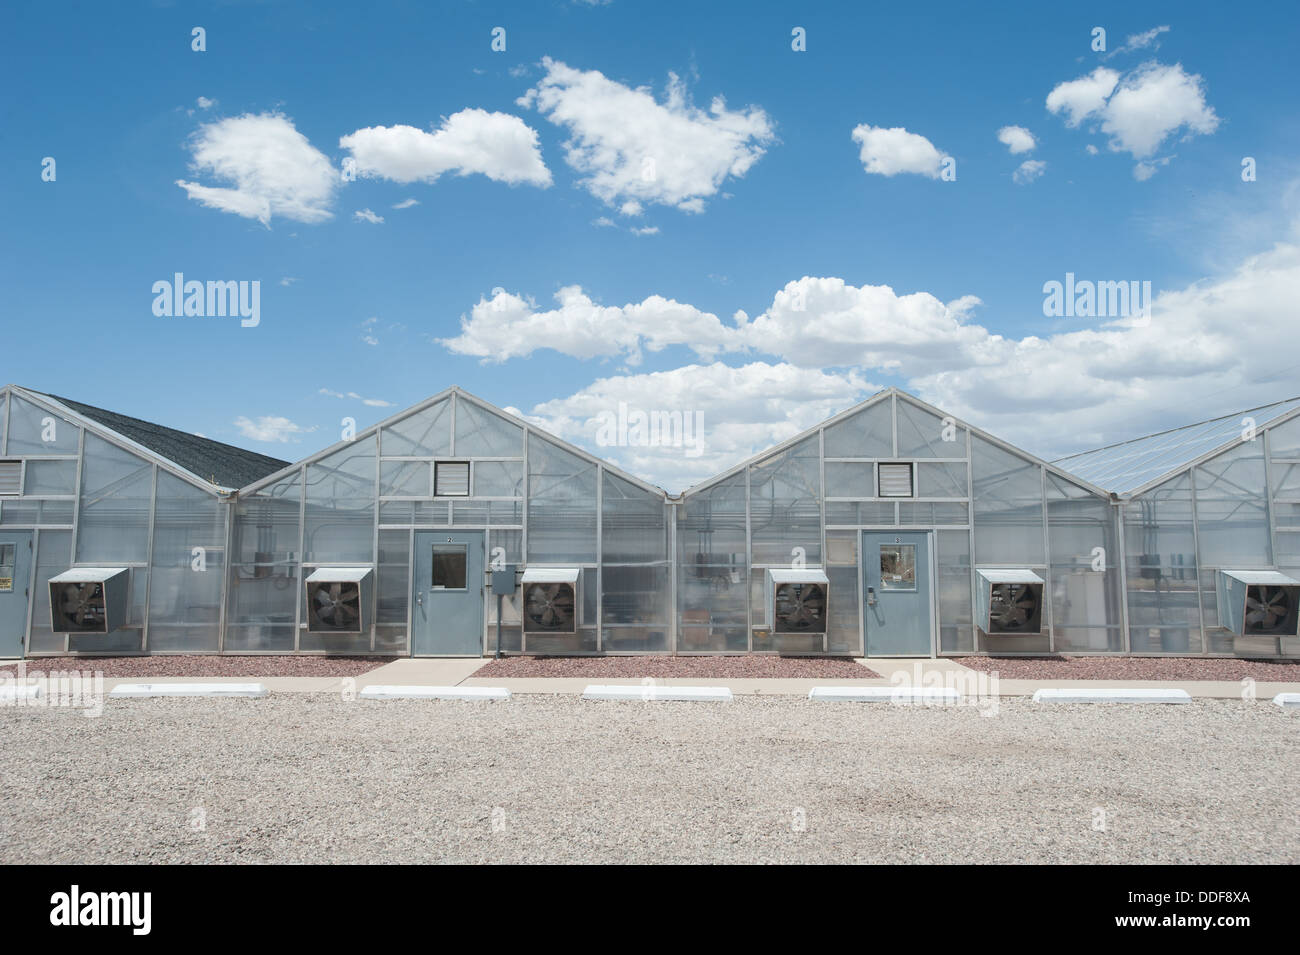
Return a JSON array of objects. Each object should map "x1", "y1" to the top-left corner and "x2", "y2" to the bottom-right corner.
[
  {"x1": 1053, "y1": 396, "x2": 1300, "y2": 496},
  {"x1": 18, "y1": 388, "x2": 291, "y2": 490}
]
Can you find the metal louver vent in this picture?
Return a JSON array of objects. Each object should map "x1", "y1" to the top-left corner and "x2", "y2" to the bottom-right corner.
[
  {"x1": 0, "y1": 461, "x2": 20, "y2": 496},
  {"x1": 878, "y1": 463, "x2": 913, "y2": 498},
  {"x1": 435, "y1": 461, "x2": 470, "y2": 496}
]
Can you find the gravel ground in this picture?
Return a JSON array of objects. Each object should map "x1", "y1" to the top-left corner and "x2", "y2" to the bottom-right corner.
[
  {"x1": 473, "y1": 655, "x2": 879, "y2": 679},
  {"x1": 0, "y1": 695, "x2": 1294, "y2": 864},
  {"x1": 0, "y1": 656, "x2": 393, "y2": 678},
  {"x1": 953, "y1": 655, "x2": 1300, "y2": 682}
]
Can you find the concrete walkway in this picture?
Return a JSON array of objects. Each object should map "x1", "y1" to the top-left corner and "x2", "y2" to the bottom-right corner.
[{"x1": 7, "y1": 656, "x2": 1297, "y2": 701}]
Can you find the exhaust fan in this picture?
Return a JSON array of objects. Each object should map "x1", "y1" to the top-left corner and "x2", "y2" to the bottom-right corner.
[
  {"x1": 305, "y1": 568, "x2": 373, "y2": 634},
  {"x1": 48, "y1": 568, "x2": 130, "y2": 634},
  {"x1": 521, "y1": 568, "x2": 578, "y2": 635},
  {"x1": 769, "y1": 569, "x2": 829, "y2": 635},
  {"x1": 1216, "y1": 570, "x2": 1300, "y2": 637},
  {"x1": 976, "y1": 569, "x2": 1044, "y2": 635}
]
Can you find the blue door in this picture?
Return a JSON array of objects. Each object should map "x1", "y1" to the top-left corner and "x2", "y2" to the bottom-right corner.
[
  {"x1": 412, "y1": 531, "x2": 484, "y2": 656},
  {"x1": 863, "y1": 531, "x2": 933, "y2": 656},
  {"x1": 0, "y1": 532, "x2": 32, "y2": 658}
]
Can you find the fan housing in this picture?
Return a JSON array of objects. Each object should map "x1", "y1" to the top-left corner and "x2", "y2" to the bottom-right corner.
[
  {"x1": 48, "y1": 568, "x2": 130, "y2": 634},
  {"x1": 304, "y1": 568, "x2": 373, "y2": 634}
]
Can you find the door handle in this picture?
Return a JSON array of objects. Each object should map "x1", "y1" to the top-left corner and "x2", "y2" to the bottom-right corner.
[
  {"x1": 866, "y1": 586, "x2": 876, "y2": 607},
  {"x1": 416, "y1": 591, "x2": 423, "y2": 607}
]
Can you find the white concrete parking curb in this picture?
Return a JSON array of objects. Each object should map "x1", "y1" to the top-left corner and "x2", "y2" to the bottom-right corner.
[
  {"x1": 582, "y1": 685, "x2": 733, "y2": 702},
  {"x1": 1273, "y1": 692, "x2": 1300, "y2": 709},
  {"x1": 1031, "y1": 687, "x2": 1191, "y2": 704},
  {"x1": 109, "y1": 683, "x2": 269, "y2": 699},
  {"x1": 359, "y1": 685, "x2": 510, "y2": 701},
  {"x1": 0, "y1": 685, "x2": 43, "y2": 703},
  {"x1": 808, "y1": 686, "x2": 960, "y2": 704}
]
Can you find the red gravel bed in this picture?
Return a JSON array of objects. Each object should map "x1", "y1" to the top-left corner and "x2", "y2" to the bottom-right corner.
[
  {"x1": 472, "y1": 655, "x2": 879, "y2": 679},
  {"x1": 952, "y1": 655, "x2": 1300, "y2": 682},
  {"x1": 0, "y1": 656, "x2": 394, "y2": 678}
]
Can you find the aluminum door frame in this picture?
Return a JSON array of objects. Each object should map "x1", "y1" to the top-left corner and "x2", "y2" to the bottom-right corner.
[
  {"x1": 861, "y1": 528, "x2": 938, "y2": 658},
  {"x1": 0, "y1": 531, "x2": 33, "y2": 658},
  {"x1": 412, "y1": 529, "x2": 485, "y2": 657}
]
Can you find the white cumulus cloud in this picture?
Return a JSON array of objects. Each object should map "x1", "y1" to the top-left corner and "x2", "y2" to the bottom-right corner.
[
  {"x1": 517, "y1": 57, "x2": 774, "y2": 213},
  {"x1": 850, "y1": 124, "x2": 947, "y2": 178},
  {"x1": 353, "y1": 208, "x2": 384, "y2": 224},
  {"x1": 441, "y1": 285, "x2": 744, "y2": 365},
  {"x1": 176, "y1": 112, "x2": 338, "y2": 226},
  {"x1": 997, "y1": 125, "x2": 1036, "y2": 154},
  {"x1": 521, "y1": 362, "x2": 878, "y2": 490},
  {"x1": 1046, "y1": 62, "x2": 1218, "y2": 175},
  {"x1": 233, "y1": 415, "x2": 316, "y2": 443},
  {"x1": 340, "y1": 108, "x2": 551, "y2": 186},
  {"x1": 1013, "y1": 159, "x2": 1047, "y2": 184}
]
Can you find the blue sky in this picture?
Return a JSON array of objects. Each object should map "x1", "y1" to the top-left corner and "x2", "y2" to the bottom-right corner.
[{"x1": 3, "y1": 0, "x2": 1299, "y2": 490}]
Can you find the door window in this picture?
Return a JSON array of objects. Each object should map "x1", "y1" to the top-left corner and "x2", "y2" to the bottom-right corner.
[
  {"x1": 0, "y1": 543, "x2": 14, "y2": 592},
  {"x1": 879, "y1": 544, "x2": 916, "y2": 591},
  {"x1": 431, "y1": 544, "x2": 467, "y2": 590}
]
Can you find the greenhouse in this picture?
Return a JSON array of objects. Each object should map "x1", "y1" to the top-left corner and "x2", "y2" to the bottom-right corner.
[{"x1": 1, "y1": 382, "x2": 1298, "y2": 659}]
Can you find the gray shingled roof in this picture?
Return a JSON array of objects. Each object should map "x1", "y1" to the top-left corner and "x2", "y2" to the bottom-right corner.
[{"x1": 42, "y1": 393, "x2": 290, "y2": 490}]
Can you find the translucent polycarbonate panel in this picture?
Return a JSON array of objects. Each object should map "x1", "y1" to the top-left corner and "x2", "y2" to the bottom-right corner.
[
  {"x1": 678, "y1": 474, "x2": 748, "y2": 651},
  {"x1": 76, "y1": 433, "x2": 153, "y2": 563},
  {"x1": 473, "y1": 460, "x2": 524, "y2": 497},
  {"x1": 1268, "y1": 414, "x2": 1300, "y2": 459},
  {"x1": 379, "y1": 501, "x2": 415, "y2": 524},
  {"x1": 299, "y1": 621, "x2": 371, "y2": 653},
  {"x1": 375, "y1": 529, "x2": 410, "y2": 635},
  {"x1": 825, "y1": 531, "x2": 859, "y2": 654},
  {"x1": 235, "y1": 473, "x2": 302, "y2": 563},
  {"x1": 897, "y1": 398, "x2": 963, "y2": 458},
  {"x1": 1275, "y1": 531, "x2": 1300, "y2": 567},
  {"x1": 226, "y1": 565, "x2": 298, "y2": 651},
  {"x1": 27, "y1": 530, "x2": 71, "y2": 652},
  {"x1": 824, "y1": 462, "x2": 874, "y2": 498},
  {"x1": 1055, "y1": 397, "x2": 1300, "y2": 495},
  {"x1": 486, "y1": 500, "x2": 524, "y2": 525},
  {"x1": 583, "y1": 570, "x2": 597, "y2": 626},
  {"x1": 899, "y1": 502, "x2": 968, "y2": 525},
  {"x1": 602, "y1": 626, "x2": 670, "y2": 652},
  {"x1": 23, "y1": 459, "x2": 77, "y2": 495},
  {"x1": 37, "y1": 500, "x2": 74, "y2": 524},
  {"x1": 0, "y1": 500, "x2": 38, "y2": 525},
  {"x1": 749, "y1": 436, "x2": 821, "y2": 565},
  {"x1": 379, "y1": 460, "x2": 429, "y2": 497},
  {"x1": 822, "y1": 399, "x2": 893, "y2": 458},
  {"x1": 526, "y1": 628, "x2": 598, "y2": 654},
  {"x1": 380, "y1": 398, "x2": 451, "y2": 457},
  {"x1": 303, "y1": 438, "x2": 376, "y2": 564},
  {"x1": 971, "y1": 435, "x2": 1044, "y2": 565},
  {"x1": 454, "y1": 399, "x2": 524, "y2": 457},
  {"x1": 1046, "y1": 473, "x2": 1122, "y2": 651},
  {"x1": 1274, "y1": 502, "x2": 1300, "y2": 525},
  {"x1": 602, "y1": 472, "x2": 667, "y2": 563},
  {"x1": 937, "y1": 529, "x2": 973, "y2": 652},
  {"x1": 916, "y1": 461, "x2": 967, "y2": 498},
  {"x1": 1194, "y1": 441, "x2": 1271, "y2": 567},
  {"x1": 602, "y1": 564, "x2": 670, "y2": 642},
  {"x1": 451, "y1": 500, "x2": 490, "y2": 525},
  {"x1": 526, "y1": 433, "x2": 596, "y2": 563},
  {"x1": 5, "y1": 394, "x2": 80, "y2": 455},
  {"x1": 1124, "y1": 473, "x2": 1201, "y2": 652},
  {"x1": 449, "y1": 498, "x2": 524, "y2": 526},
  {"x1": 146, "y1": 472, "x2": 224, "y2": 651},
  {"x1": 489, "y1": 528, "x2": 522, "y2": 565},
  {"x1": 1271, "y1": 460, "x2": 1300, "y2": 499}
]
